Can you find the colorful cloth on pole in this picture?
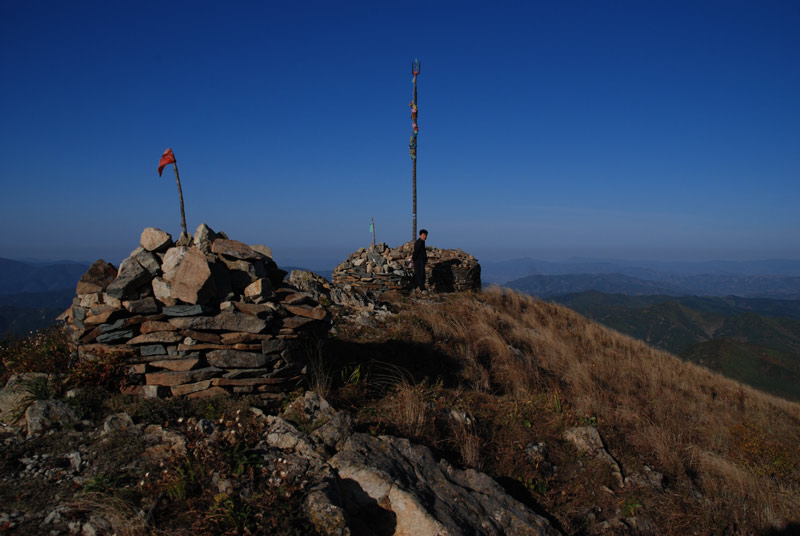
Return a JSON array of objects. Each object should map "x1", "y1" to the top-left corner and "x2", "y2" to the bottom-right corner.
[
  {"x1": 370, "y1": 221, "x2": 374, "y2": 233},
  {"x1": 409, "y1": 59, "x2": 420, "y2": 160},
  {"x1": 158, "y1": 148, "x2": 176, "y2": 177}
]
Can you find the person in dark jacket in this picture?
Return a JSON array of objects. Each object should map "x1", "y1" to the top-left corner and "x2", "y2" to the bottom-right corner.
[{"x1": 412, "y1": 229, "x2": 428, "y2": 292}]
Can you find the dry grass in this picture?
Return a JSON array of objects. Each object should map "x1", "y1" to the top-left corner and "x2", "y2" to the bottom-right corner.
[{"x1": 339, "y1": 287, "x2": 800, "y2": 535}]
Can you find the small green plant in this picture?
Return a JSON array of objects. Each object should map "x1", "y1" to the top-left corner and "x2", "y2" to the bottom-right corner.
[
  {"x1": 341, "y1": 364, "x2": 362, "y2": 385},
  {"x1": 207, "y1": 493, "x2": 253, "y2": 532},
  {"x1": 22, "y1": 375, "x2": 56, "y2": 401},
  {"x1": 579, "y1": 415, "x2": 598, "y2": 426},
  {"x1": 223, "y1": 442, "x2": 262, "y2": 477},
  {"x1": 166, "y1": 458, "x2": 203, "y2": 502},
  {"x1": 622, "y1": 497, "x2": 643, "y2": 517},
  {"x1": 552, "y1": 391, "x2": 562, "y2": 414},
  {"x1": 82, "y1": 472, "x2": 122, "y2": 493}
]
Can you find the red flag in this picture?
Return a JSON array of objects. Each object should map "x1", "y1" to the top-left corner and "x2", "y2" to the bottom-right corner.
[{"x1": 158, "y1": 148, "x2": 176, "y2": 177}]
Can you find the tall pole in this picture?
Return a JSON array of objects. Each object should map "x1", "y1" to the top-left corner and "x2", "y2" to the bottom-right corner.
[
  {"x1": 171, "y1": 157, "x2": 189, "y2": 238},
  {"x1": 410, "y1": 59, "x2": 420, "y2": 241},
  {"x1": 158, "y1": 148, "x2": 189, "y2": 239}
]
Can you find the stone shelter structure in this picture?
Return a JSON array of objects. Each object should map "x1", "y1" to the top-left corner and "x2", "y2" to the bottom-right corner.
[
  {"x1": 332, "y1": 241, "x2": 481, "y2": 294},
  {"x1": 64, "y1": 225, "x2": 329, "y2": 399}
]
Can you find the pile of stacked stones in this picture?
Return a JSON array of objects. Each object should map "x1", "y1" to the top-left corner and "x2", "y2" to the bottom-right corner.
[
  {"x1": 64, "y1": 225, "x2": 329, "y2": 399},
  {"x1": 332, "y1": 241, "x2": 481, "y2": 293}
]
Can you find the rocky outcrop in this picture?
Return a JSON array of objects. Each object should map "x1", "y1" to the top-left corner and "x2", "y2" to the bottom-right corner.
[
  {"x1": 329, "y1": 433, "x2": 559, "y2": 536},
  {"x1": 333, "y1": 242, "x2": 481, "y2": 294},
  {"x1": 63, "y1": 224, "x2": 330, "y2": 399}
]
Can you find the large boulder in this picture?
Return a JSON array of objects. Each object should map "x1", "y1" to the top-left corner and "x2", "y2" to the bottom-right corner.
[
  {"x1": 76, "y1": 260, "x2": 117, "y2": 296},
  {"x1": 169, "y1": 247, "x2": 217, "y2": 305},
  {"x1": 329, "y1": 433, "x2": 560, "y2": 536},
  {"x1": 140, "y1": 227, "x2": 173, "y2": 252}
]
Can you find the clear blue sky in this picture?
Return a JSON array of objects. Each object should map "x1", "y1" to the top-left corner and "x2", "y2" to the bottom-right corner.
[{"x1": 1, "y1": 0, "x2": 798, "y2": 269}]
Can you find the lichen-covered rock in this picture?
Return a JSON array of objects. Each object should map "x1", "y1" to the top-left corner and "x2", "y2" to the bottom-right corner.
[{"x1": 329, "y1": 433, "x2": 560, "y2": 536}]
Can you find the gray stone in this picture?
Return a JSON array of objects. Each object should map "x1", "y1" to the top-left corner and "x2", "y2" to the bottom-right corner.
[
  {"x1": 124, "y1": 297, "x2": 159, "y2": 314},
  {"x1": 102, "y1": 413, "x2": 135, "y2": 435},
  {"x1": 262, "y1": 339, "x2": 287, "y2": 354},
  {"x1": 564, "y1": 426, "x2": 624, "y2": 488},
  {"x1": 193, "y1": 223, "x2": 218, "y2": 253},
  {"x1": 25, "y1": 399, "x2": 78, "y2": 437},
  {"x1": 220, "y1": 257, "x2": 266, "y2": 293},
  {"x1": 76, "y1": 260, "x2": 118, "y2": 296},
  {"x1": 96, "y1": 329, "x2": 134, "y2": 343},
  {"x1": 162, "y1": 246, "x2": 189, "y2": 281},
  {"x1": 152, "y1": 277, "x2": 175, "y2": 306},
  {"x1": 145, "y1": 367, "x2": 222, "y2": 386},
  {"x1": 132, "y1": 247, "x2": 161, "y2": 275},
  {"x1": 140, "y1": 227, "x2": 173, "y2": 252},
  {"x1": 329, "y1": 434, "x2": 559, "y2": 536},
  {"x1": 206, "y1": 349, "x2": 267, "y2": 368},
  {"x1": 212, "y1": 238, "x2": 259, "y2": 260},
  {"x1": 99, "y1": 318, "x2": 125, "y2": 333},
  {"x1": 244, "y1": 278, "x2": 276, "y2": 302},
  {"x1": 162, "y1": 304, "x2": 215, "y2": 317},
  {"x1": 140, "y1": 344, "x2": 167, "y2": 356},
  {"x1": 127, "y1": 331, "x2": 184, "y2": 345},
  {"x1": 251, "y1": 244, "x2": 273, "y2": 258},
  {"x1": 168, "y1": 311, "x2": 268, "y2": 333},
  {"x1": 106, "y1": 258, "x2": 153, "y2": 299}
]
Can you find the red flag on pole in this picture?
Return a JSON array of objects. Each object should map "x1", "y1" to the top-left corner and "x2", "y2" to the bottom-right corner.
[{"x1": 158, "y1": 148, "x2": 176, "y2": 177}]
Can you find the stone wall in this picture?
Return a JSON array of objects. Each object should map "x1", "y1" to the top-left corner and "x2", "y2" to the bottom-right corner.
[
  {"x1": 64, "y1": 225, "x2": 329, "y2": 399},
  {"x1": 332, "y1": 241, "x2": 481, "y2": 294}
]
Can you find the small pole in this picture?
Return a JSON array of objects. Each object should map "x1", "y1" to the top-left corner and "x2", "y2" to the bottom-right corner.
[
  {"x1": 371, "y1": 217, "x2": 377, "y2": 246},
  {"x1": 410, "y1": 59, "x2": 420, "y2": 241}
]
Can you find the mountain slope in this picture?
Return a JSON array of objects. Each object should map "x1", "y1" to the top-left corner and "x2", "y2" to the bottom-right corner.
[{"x1": 547, "y1": 291, "x2": 800, "y2": 400}]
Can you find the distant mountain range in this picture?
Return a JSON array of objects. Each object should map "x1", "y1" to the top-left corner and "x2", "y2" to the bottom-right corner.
[
  {"x1": 481, "y1": 257, "x2": 800, "y2": 283},
  {"x1": 546, "y1": 290, "x2": 800, "y2": 400},
  {"x1": 0, "y1": 257, "x2": 90, "y2": 296},
  {"x1": 503, "y1": 272, "x2": 800, "y2": 299}
]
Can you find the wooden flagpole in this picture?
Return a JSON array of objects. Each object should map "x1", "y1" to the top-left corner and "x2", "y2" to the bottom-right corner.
[{"x1": 171, "y1": 156, "x2": 189, "y2": 238}]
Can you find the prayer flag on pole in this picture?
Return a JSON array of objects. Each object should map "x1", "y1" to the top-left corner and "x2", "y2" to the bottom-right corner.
[{"x1": 158, "y1": 148, "x2": 176, "y2": 177}]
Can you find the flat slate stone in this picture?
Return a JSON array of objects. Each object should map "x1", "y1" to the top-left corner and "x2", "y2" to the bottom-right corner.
[
  {"x1": 124, "y1": 297, "x2": 160, "y2": 314},
  {"x1": 168, "y1": 311, "x2": 267, "y2": 334},
  {"x1": 140, "y1": 320, "x2": 177, "y2": 333},
  {"x1": 206, "y1": 349, "x2": 267, "y2": 369},
  {"x1": 96, "y1": 329, "x2": 134, "y2": 343},
  {"x1": 211, "y1": 238, "x2": 259, "y2": 260},
  {"x1": 172, "y1": 380, "x2": 212, "y2": 397},
  {"x1": 145, "y1": 367, "x2": 222, "y2": 386},
  {"x1": 127, "y1": 331, "x2": 184, "y2": 345},
  {"x1": 149, "y1": 358, "x2": 199, "y2": 372},
  {"x1": 284, "y1": 304, "x2": 327, "y2": 320},
  {"x1": 220, "y1": 332, "x2": 274, "y2": 344},
  {"x1": 261, "y1": 339, "x2": 287, "y2": 355},
  {"x1": 162, "y1": 304, "x2": 215, "y2": 317},
  {"x1": 140, "y1": 345, "x2": 167, "y2": 357}
]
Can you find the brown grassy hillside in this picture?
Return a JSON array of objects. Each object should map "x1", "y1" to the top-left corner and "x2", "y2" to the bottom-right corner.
[{"x1": 324, "y1": 287, "x2": 800, "y2": 535}]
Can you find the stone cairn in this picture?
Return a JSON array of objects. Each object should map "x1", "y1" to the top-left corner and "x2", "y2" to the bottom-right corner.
[
  {"x1": 64, "y1": 225, "x2": 329, "y2": 400},
  {"x1": 332, "y1": 242, "x2": 481, "y2": 293}
]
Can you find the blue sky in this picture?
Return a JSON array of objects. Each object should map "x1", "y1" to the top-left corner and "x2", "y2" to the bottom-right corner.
[{"x1": 1, "y1": 1, "x2": 798, "y2": 269}]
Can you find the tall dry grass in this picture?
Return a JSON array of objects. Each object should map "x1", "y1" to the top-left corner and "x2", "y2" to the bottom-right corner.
[{"x1": 390, "y1": 287, "x2": 800, "y2": 534}]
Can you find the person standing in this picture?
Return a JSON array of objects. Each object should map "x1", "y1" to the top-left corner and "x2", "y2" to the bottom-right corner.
[{"x1": 412, "y1": 229, "x2": 428, "y2": 292}]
